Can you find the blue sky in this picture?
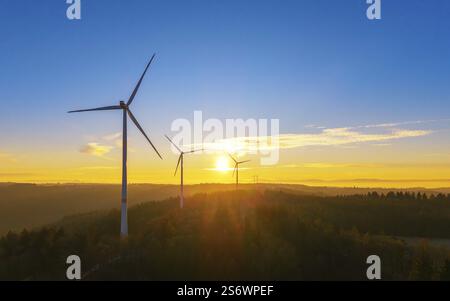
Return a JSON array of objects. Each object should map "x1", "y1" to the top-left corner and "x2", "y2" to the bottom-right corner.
[{"x1": 1, "y1": 0, "x2": 450, "y2": 185}]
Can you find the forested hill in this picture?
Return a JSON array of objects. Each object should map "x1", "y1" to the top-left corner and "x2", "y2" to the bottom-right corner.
[
  {"x1": 0, "y1": 190, "x2": 449, "y2": 280},
  {"x1": 1, "y1": 182, "x2": 448, "y2": 235}
]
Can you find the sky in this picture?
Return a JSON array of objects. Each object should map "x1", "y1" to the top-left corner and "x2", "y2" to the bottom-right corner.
[{"x1": 0, "y1": 0, "x2": 450, "y2": 187}]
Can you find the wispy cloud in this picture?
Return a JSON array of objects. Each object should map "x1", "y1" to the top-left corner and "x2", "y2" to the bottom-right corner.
[
  {"x1": 80, "y1": 143, "x2": 113, "y2": 157},
  {"x1": 274, "y1": 128, "x2": 431, "y2": 149},
  {"x1": 101, "y1": 132, "x2": 123, "y2": 148},
  {"x1": 77, "y1": 131, "x2": 123, "y2": 158},
  {"x1": 358, "y1": 118, "x2": 450, "y2": 129},
  {"x1": 103, "y1": 132, "x2": 122, "y2": 141},
  {"x1": 197, "y1": 127, "x2": 431, "y2": 153},
  {"x1": 304, "y1": 124, "x2": 326, "y2": 129},
  {"x1": 306, "y1": 118, "x2": 450, "y2": 131}
]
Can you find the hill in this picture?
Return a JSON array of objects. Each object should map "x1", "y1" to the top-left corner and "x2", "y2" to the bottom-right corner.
[
  {"x1": 1, "y1": 182, "x2": 449, "y2": 235},
  {"x1": 0, "y1": 190, "x2": 449, "y2": 280}
]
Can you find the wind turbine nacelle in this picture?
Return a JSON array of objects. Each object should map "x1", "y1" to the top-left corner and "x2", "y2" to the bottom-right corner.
[{"x1": 119, "y1": 101, "x2": 127, "y2": 109}]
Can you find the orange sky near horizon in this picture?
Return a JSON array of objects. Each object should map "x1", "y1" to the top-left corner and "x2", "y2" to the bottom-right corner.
[{"x1": 2, "y1": 137, "x2": 450, "y2": 188}]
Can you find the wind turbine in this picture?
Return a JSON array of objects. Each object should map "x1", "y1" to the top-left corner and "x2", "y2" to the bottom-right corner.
[
  {"x1": 68, "y1": 54, "x2": 162, "y2": 238},
  {"x1": 165, "y1": 135, "x2": 202, "y2": 208},
  {"x1": 229, "y1": 153, "x2": 250, "y2": 190}
]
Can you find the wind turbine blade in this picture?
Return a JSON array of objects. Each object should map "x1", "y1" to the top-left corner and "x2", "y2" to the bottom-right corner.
[
  {"x1": 127, "y1": 54, "x2": 156, "y2": 106},
  {"x1": 232, "y1": 163, "x2": 238, "y2": 177},
  {"x1": 238, "y1": 160, "x2": 251, "y2": 164},
  {"x1": 127, "y1": 109, "x2": 162, "y2": 159},
  {"x1": 68, "y1": 105, "x2": 121, "y2": 113},
  {"x1": 164, "y1": 134, "x2": 183, "y2": 153},
  {"x1": 174, "y1": 154, "x2": 182, "y2": 176},
  {"x1": 228, "y1": 153, "x2": 237, "y2": 163}
]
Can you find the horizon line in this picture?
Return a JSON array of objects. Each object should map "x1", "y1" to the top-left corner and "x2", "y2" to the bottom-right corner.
[{"x1": 1, "y1": 181, "x2": 449, "y2": 191}]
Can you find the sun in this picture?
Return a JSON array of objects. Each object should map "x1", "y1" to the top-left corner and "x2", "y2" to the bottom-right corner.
[{"x1": 215, "y1": 156, "x2": 230, "y2": 172}]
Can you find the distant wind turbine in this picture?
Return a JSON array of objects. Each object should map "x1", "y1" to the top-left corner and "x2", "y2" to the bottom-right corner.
[
  {"x1": 229, "y1": 153, "x2": 250, "y2": 190},
  {"x1": 68, "y1": 54, "x2": 162, "y2": 238},
  {"x1": 165, "y1": 135, "x2": 202, "y2": 208}
]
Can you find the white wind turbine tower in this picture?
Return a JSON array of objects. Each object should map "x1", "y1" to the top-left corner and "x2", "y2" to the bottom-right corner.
[
  {"x1": 229, "y1": 153, "x2": 250, "y2": 190},
  {"x1": 68, "y1": 54, "x2": 162, "y2": 238},
  {"x1": 165, "y1": 135, "x2": 202, "y2": 208}
]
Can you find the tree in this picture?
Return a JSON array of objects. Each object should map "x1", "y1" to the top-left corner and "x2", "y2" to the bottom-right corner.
[{"x1": 440, "y1": 259, "x2": 450, "y2": 280}]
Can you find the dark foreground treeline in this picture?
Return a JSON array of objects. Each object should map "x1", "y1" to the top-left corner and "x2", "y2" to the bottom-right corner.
[{"x1": 0, "y1": 190, "x2": 449, "y2": 280}]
